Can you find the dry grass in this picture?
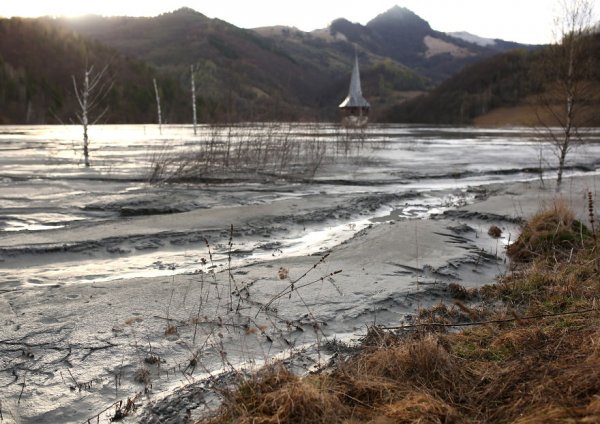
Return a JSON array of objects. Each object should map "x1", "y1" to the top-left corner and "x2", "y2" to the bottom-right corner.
[
  {"x1": 487, "y1": 225, "x2": 502, "y2": 238},
  {"x1": 507, "y1": 198, "x2": 592, "y2": 262},
  {"x1": 199, "y1": 202, "x2": 600, "y2": 423},
  {"x1": 334, "y1": 333, "x2": 474, "y2": 412},
  {"x1": 473, "y1": 104, "x2": 541, "y2": 127},
  {"x1": 472, "y1": 92, "x2": 600, "y2": 128},
  {"x1": 379, "y1": 392, "x2": 459, "y2": 423},
  {"x1": 205, "y1": 366, "x2": 347, "y2": 424}
]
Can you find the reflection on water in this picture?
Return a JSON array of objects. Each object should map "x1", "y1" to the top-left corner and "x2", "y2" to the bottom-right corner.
[{"x1": 3, "y1": 220, "x2": 65, "y2": 232}]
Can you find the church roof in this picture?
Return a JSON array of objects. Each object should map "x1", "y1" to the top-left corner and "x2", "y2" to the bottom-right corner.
[{"x1": 339, "y1": 54, "x2": 370, "y2": 108}]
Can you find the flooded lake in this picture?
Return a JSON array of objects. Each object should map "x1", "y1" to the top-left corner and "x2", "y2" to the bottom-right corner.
[{"x1": 1, "y1": 123, "x2": 599, "y2": 287}]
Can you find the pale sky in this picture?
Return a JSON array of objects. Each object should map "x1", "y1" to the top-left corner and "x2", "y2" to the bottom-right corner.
[{"x1": 0, "y1": 0, "x2": 589, "y2": 45}]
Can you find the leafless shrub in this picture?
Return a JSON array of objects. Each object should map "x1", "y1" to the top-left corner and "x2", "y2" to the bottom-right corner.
[
  {"x1": 110, "y1": 395, "x2": 140, "y2": 422},
  {"x1": 147, "y1": 122, "x2": 376, "y2": 183}
]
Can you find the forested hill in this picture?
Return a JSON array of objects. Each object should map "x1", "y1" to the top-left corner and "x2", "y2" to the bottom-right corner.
[
  {"x1": 382, "y1": 49, "x2": 542, "y2": 124},
  {"x1": 382, "y1": 32, "x2": 600, "y2": 126},
  {"x1": 58, "y1": 7, "x2": 432, "y2": 122},
  {"x1": 0, "y1": 6, "x2": 539, "y2": 124},
  {"x1": 0, "y1": 18, "x2": 190, "y2": 124},
  {"x1": 328, "y1": 6, "x2": 527, "y2": 82}
]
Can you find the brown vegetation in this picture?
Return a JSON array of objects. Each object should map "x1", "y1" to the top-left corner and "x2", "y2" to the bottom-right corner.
[
  {"x1": 472, "y1": 88, "x2": 600, "y2": 127},
  {"x1": 206, "y1": 366, "x2": 347, "y2": 423},
  {"x1": 487, "y1": 225, "x2": 502, "y2": 238},
  {"x1": 200, "y1": 202, "x2": 600, "y2": 423},
  {"x1": 506, "y1": 198, "x2": 592, "y2": 262}
]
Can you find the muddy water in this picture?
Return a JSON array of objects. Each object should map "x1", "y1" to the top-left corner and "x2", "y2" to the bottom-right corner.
[
  {"x1": 1, "y1": 123, "x2": 599, "y2": 287},
  {"x1": 2, "y1": 123, "x2": 600, "y2": 424}
]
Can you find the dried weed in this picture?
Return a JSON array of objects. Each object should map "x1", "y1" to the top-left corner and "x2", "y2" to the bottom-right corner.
[
  {"x1": 507, "y1": 198, "x2": 592, "y2": 262},
  {"x1": 207, "y1": 365, "x2": 346, "y2": 424}
]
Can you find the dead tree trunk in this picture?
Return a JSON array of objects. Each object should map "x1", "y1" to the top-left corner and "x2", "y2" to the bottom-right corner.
[
  {"x1": 153, "y1": 78, "x2": 162, "y2": 135},
  {"x1": 72, "y1": 65, "x2": 112, "y2": 167},
  {"x1": 191, "y1": 65, "x2": 198, "y2": 136}
]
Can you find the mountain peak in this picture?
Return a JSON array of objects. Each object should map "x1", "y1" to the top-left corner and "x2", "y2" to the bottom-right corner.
[
  {"x1": 160, "y1": 7, "x2": 208, "y2": 20},
  {"x1": 368, "y1": 5, "x2": 431, "y2": 31},
  {"x1": 385, "y1": 5, "x2": 418, "y2": 17},
  {"x1": 171, "y1": 7, "x2": 201, "y2": 15}
]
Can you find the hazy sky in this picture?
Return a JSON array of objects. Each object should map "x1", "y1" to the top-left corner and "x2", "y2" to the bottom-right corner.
[{"x1": 0, "y1": 0, "x2": 587, "y2": 44}]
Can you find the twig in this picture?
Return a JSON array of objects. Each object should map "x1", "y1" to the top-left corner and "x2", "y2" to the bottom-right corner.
[
  {"x1": 17, "y1": 373, "x2": 26, "y2": 404},
  {"x1": 80, "y1": 391, "x2": 142, "y2": 424},
  {"x1": 66, "y1": 368, "x2": 79, "y2": 389},
  {"x1": 153, "y1": 315, "x2": 188, "y2": 325},
  {"x1": 257, "y1": 268, "x2": 341, "y2": 317},
  {"x1": 263, "y1": 253, "x2": 332, "y2": 309}
]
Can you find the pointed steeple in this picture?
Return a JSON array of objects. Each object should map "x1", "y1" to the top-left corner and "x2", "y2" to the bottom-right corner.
[{"x1": 339, "y1": 53, "x2": 370, "y2": 109}]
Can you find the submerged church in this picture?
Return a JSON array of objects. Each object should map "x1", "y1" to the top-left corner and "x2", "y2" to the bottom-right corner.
[{"x1": 339, "y1": 54, "x2": 370, "y2": 127}]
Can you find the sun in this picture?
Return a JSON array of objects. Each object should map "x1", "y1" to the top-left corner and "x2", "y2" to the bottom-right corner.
[{"x1": 0, "y1": 1, "x2": 176, "y2": 18}]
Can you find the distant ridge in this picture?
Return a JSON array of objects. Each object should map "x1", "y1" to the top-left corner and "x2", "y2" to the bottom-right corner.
[
  {"x1": 328, "y1": 5, "x2": 532, "y2": 82},
  {"x1": 0, "y1": 6, "x2": 541, "y2": 124}
]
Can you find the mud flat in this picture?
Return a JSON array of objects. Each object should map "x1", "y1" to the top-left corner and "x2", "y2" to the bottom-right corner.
[{"x1": 0, "y1": 173, "x2": 597, "y2": 423}]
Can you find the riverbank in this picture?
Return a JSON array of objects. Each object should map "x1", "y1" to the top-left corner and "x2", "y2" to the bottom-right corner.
[{"x1": 203, "y1": 185, "x2": 600, "y2": 423}]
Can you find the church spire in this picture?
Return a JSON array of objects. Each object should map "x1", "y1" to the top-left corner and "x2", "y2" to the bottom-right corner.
[{"x1": 339, "y1": 52, "x2": 370, "y2": 109}]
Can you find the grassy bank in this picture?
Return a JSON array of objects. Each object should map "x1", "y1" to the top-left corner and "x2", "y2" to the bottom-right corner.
[{"x1": 199, "y1": 199, "x2": 600, "y2": 423}]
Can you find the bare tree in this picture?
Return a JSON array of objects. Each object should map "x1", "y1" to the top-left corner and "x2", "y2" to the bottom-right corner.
[
  {"x1": 153, "y1": 78, "x2": 163, "y2": 135},
  {"x1": 191, "y1": 65, "x2": 198, "y2": 135},
  {"x1": 537, "y1": 0, "x2": 596, "y2": 191},
  {"x1": 72, "y1": 64, "x2": 112, "y2": 167}
]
